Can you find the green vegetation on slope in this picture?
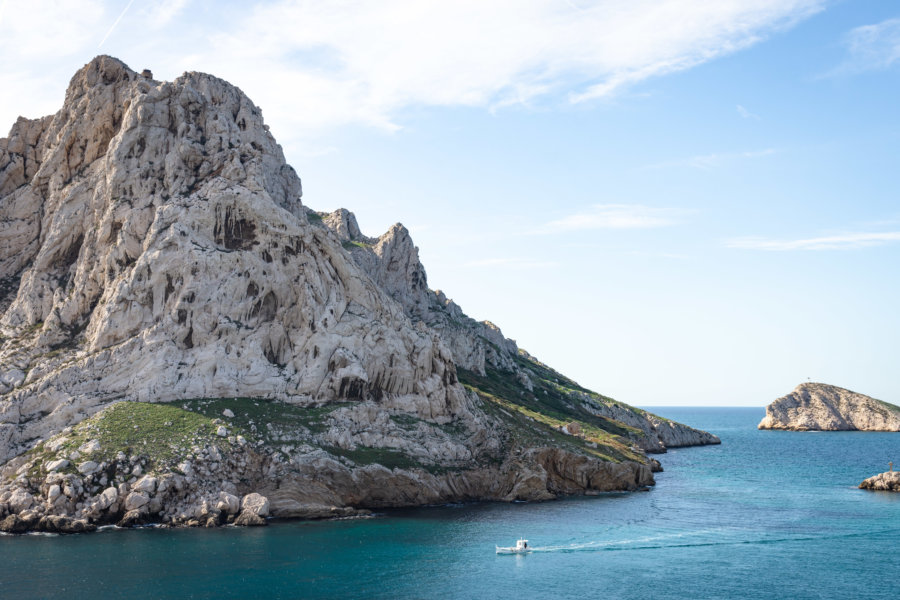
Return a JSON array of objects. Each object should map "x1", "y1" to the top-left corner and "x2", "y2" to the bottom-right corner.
[
  {"x1": 458, "y1": 351, "x2": 647, "y2": 464},
  {"x1": 178, "y1": 397, "x2": 348, "y2": 445},
  {"x1": 23, "y1": 402, "x2": 229, "y2": 477},
  {"x1": 342, "y1": 240, "x2": 370, "y2": 250}
]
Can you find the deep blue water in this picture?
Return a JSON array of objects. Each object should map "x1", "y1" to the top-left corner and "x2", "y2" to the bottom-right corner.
[{"x1": 2, "y1": 407, "x2": 900, "y2": 599}]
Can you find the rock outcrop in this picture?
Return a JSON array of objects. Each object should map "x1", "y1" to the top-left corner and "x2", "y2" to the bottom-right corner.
[
  {"x1": 0, "y1": 56, "x2": 718, "y2": 533},
  {"x1": 859, "y1": 471, "x2": 900, "y2": 492},
  {"x1": 759, "y1": 383, "x2": 900, "y2": 431}
]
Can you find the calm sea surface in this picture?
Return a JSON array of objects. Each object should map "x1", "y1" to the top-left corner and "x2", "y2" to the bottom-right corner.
[{"x1": 2, "y1": 407, "x2": 899, "y2": 599}]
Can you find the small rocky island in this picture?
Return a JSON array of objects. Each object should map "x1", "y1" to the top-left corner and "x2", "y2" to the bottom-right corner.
[
  {"x1": 0, "y1": 56, "x2": 719, "y2": 534},
  {"x1": 759, "y1": 382, "x2": 900, "y2": 431},
  {"x1": 859, "y1": 470, "x2": 900, "y2": 492}
]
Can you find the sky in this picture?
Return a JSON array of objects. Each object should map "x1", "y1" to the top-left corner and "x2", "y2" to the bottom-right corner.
[{"x1": 1, "y1": 0, "x2": 898, "y2": 407}]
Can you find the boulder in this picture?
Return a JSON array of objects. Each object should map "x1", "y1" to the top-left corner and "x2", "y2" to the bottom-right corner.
[
  {"x1": 47, "y1": 484, "x2": 62, "y2": 503},
  {"x1": 45, "y1": 459, "x2": 70, "y2": 473},
  {"x1": 0, "y1": 514, "x2": 31, "y2": 533},
  {"x1": 215, "y1": 492, "x2": 240, "y2": 515},
  {"x1": 38, "y1": 515, "x2": 96, "y2": 533},
  {"x1": 77, "y1": 461, "x2": 100, "y2": 475},
  {"x1": 241, "y1": 493, "x2": 270, "y2": 517},
  {"x1": 234, "y1": 511, "x2": 267, "y2": 526},
  {"x1": 7, "y1": 489, "x2": 34, "y2": 513},
  {"x1": 78, "y1": 440, "x2": 101, "y2": 454},
  {"x1": 124, "y1": 491, "x2": 150, "y2": 511},
  {"x1": 96, "y1": 487, "x2": 118, "y2": 510},
  {"x1": 117, "y1": 509, "x2": 148, "y2": 528},
  {"x1": 132, "y1": 476, "x2": 158, "y2": 494}
]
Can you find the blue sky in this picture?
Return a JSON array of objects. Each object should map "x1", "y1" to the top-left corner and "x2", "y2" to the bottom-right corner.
[{"x1": 1, "y1": 1, "x2": 898, "y2": 406}]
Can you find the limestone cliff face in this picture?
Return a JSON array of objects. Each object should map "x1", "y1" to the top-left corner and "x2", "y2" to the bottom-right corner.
[
  {"x1": 0, "y1": 57, "x2": 719, "y2": 531},
  {"x1": 759, "y1": 383, "x2": 900, "y2": 431},
  {"x1": 0, "y1": 57, "x2": 469, "y2": 462}
]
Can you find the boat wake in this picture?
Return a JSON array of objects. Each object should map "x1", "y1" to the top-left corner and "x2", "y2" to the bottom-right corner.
[{"x1": 525, "y1": 526, "x2": 900, "y2": 554}]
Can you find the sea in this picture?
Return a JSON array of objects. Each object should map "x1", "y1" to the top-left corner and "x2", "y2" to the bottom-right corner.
[{"x1": 2, "y1": 407, "x2": 899, "y2": 600}]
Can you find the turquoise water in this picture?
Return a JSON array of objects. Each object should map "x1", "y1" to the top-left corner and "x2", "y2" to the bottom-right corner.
[{"x1": 2, "y1": 407, "x2": 900, "y2": 599}]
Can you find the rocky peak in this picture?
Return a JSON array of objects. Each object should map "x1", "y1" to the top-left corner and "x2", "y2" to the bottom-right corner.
[{"x1": 0, "y1": 56, "x2": 466, "y2": 461}]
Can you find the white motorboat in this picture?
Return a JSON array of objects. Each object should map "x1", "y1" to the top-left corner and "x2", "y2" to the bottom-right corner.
[{"x1": 496, "y1": 538, "x2": 531, "y2": 554}]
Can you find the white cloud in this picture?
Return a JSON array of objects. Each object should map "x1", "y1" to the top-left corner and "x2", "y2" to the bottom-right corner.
[
  {"x1": 727, "y1": 231, "x2": 900, "y2": 251},
  {"x1": 543, "y1": 204, "x2": 685, "y2": 232},
  {"x1": 737, "y1": 104, "x2": 761, "y2": 120},
  {"x1": 831, "y1": 18, "x2": 900, "y2": 75},
  {"x1": 0, "y1": 0, "x2": 825, "y2": 142}
]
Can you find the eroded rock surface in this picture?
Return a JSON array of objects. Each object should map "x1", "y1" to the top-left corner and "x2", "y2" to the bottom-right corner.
[{"x1": 759, "y1": 383, "x2": 900, "y2": 431}]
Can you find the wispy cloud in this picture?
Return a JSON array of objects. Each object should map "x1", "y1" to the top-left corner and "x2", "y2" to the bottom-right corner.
[
  {"x1": 728, "y1": 231, "x2": 900, "y2": 251},
  {"x1": 541, "y1": 204, "x2": 685, "y2": 233},
  {"x1": 465, "y1": 257, "x2": 558, "y2": 269},
  {"x1": 643, "y1": 148, "x2": 778, "y2": 171},
  {"x1": 737, "y1": 104, "x2": 761, "y2": 120},
  {"x1": 828, "y1": 18, "x2": 900, "y2": 76},
  {"x1": 0, "y1": 0, "x2": 827, "y2": 142}
]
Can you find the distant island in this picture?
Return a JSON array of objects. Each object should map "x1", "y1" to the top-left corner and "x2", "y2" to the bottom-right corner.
[{"x1": 759, "y1": 382, "x2": 900, "y2": 431}]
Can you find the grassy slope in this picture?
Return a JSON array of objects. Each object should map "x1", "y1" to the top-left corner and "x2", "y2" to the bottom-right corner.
[
  {"x1": 459, "y1": 351, "x2": 648, "y2": 464},
  {"x1": 17, "y1": 398, "x2": 451, "y2": 480},
  {"x1": 23, "y1": 402, "x2": 228, "y2": 478}
]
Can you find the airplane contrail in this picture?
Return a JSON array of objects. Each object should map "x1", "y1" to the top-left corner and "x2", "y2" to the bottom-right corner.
[{"x1": 98, "y1": 0, "x2": 137, "y2": 48}]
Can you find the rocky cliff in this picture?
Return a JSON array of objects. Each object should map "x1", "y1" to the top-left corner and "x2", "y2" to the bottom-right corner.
[
  {"x1": 759, "y1": 383, "x2": 900, "y2": 431},
  {"x1": 0, "y1": 56, "x2": 717, "y2": 533}
]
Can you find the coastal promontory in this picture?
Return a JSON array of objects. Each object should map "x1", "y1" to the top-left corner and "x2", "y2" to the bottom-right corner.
[
  {"x1": 0, "y1": 56, "x2": 719, "y2": 533},
  {"x1": 758, "y1": 383, "x2": 900, "y2": 431}
]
